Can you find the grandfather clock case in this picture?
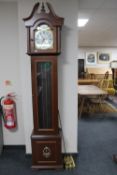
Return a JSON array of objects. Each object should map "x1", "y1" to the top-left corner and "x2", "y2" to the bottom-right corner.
[{"x1": 23, "y1": 3, "x2": 64, "y2": 169}]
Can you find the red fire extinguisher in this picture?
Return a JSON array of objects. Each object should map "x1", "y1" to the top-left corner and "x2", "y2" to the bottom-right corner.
[{"x1": 2, "y1": 93, "x2": 17, "y2": 129}]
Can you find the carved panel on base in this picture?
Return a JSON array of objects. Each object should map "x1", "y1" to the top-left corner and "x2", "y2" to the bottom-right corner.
[{"x1": 31, "y1": 133, "x2": 63, "y2": 169}]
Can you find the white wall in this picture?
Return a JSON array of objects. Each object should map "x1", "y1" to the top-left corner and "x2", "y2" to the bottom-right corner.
[
  {"x1": 0, "y1": 2, "x2": 25, "y2": 145},
  {"x1": 79, "y1": 47, "x2": 117, "y2": 69},
  {"x1": 18, "y1": 0, "x2": 78, "y2": 153}
]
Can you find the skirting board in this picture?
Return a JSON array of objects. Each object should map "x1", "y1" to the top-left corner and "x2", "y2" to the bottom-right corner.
[{"x1": 3, "y1": 145, "x2": 79, "y2": 160}]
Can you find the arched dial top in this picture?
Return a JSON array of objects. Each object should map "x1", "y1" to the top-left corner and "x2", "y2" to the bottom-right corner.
[
  {"x1": 23, "y1": 2, "x2": 64, "y2": 55},
  {"x1": 35, "y1": 24, "x2": 53, "y2": 50}
]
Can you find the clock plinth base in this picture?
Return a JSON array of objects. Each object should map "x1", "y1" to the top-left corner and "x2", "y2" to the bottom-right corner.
[{"x1": 31, "y1": 131, "x2": 63, "y2": 169}]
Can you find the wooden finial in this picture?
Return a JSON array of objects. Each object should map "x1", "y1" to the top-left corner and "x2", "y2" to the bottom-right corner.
[{"x1": 41, "y1": 2, "x2": 46, "y2": 13}]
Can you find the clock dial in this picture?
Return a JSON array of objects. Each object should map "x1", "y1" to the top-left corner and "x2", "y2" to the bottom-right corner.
[{"x1": 35, "y1": 24, "x2": 54, "y2": 50}]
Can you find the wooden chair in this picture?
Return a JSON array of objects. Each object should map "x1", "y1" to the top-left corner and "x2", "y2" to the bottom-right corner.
[
  {"x1": 90, "y1": 73, "x2": 96, "y2": 79},
  {"x1": 88, "y1": 79, "x2": 109, "y2": 113},
  {"x1": 104, "y1": 71, "x2": 109, "y2": 79},
  {"x1": 88, "y1": 94, "x2": 108, "y2": 113},
  {"x1": 104, "y1": 79, "x2": 116, "y2": 95},
  {"x1": 101, "y1": 79, "x2": 109, "y2": 90}
]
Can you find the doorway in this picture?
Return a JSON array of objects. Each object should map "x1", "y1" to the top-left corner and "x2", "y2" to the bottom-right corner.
[{"x1": 78, "y1": 0, "x2": 117, "y2": 174}]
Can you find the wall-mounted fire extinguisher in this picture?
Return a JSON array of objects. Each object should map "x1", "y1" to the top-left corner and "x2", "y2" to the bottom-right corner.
[{"x1": 1, "y1": 93, "x2": 17, "y2": 129}]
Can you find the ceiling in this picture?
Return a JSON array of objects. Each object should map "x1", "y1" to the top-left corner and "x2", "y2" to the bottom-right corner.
[
  {"x1": 1, "y1": 0, "x2": 117, "y2": 47},
  {"x1": 79, "y1": 0, "x2": 117, "y2": 47}
]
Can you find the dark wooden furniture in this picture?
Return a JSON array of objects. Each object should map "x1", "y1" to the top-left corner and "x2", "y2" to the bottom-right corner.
[
  {"x1": 78, "y1": 59, "x2": 85, "y2": 78},
  {"x1": 23, "y1": 2, "x2": 64, "y2": 169}
]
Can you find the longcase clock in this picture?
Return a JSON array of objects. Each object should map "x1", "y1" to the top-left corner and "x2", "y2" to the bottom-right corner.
[{"x1": 23, "y1": 2, "x2": 64, "y2": 169}]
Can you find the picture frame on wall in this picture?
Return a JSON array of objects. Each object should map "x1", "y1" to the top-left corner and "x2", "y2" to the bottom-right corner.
[
  {"x1": 97, "y1": 52, "x2": 111, "y2": 64},
  {"x1": 85, "y1": 52, "x2": 97, "y2": 65}
]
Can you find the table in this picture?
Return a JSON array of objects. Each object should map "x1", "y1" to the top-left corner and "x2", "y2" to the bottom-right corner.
[
  {"x1": 78, "y1": 79, "x2": 99, "y2": 85},
  {"x1": 78, "y1": 85, "x2": 108, "y2": 118}
]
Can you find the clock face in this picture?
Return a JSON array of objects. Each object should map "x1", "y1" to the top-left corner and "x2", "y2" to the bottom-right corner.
[{"x1": 35, "y1": 24, "x2": 54, "y2": 50}]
